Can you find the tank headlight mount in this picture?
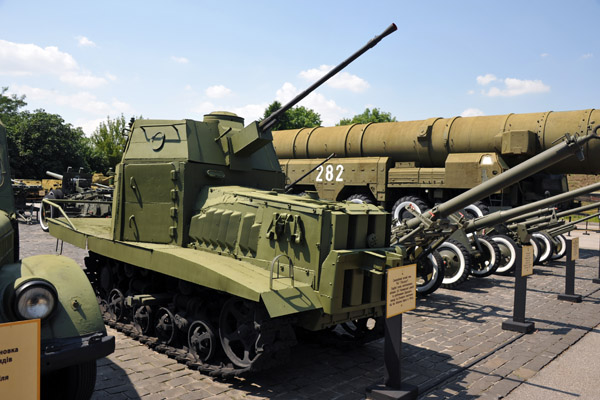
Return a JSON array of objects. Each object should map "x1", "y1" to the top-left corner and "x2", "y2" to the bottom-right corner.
[{"x1": 14, "y1": 280, "x2": 58, "y2": 321}]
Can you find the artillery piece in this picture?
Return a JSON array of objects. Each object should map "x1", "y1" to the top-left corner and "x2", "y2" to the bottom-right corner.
[{"x1": 39, "y1": 168, "x2": 113, "y2": 231}]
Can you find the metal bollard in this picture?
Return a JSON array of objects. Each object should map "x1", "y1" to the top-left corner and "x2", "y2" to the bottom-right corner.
[
  {"x1": 502, "y1": 245, "x2": 535, "y2": 333},
  {"x1": 558, "y1": 237, "x2": 582, "y2": 302}
]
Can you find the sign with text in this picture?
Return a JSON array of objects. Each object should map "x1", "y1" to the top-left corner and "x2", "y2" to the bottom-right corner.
[
  {"x1": 521, "y1": 245, "x2": 534, "y2": 277},
  {"x1": 0, "y1": 319, "x2": 40, "y2": 400},
  {"x1": 386, "y1": 264, "x2": 416, "y2": 318},
  {"x1": 568, "y1": 237, "x2": 579, "y2": 261}
]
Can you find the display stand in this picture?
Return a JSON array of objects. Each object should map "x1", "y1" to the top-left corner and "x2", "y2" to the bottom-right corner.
[
  {"x1": 558, "y1": 237, "x2": 582, "y2": 302},
  {"x1": 502, "y1": 245, "x2": 535, "y2": 333}
]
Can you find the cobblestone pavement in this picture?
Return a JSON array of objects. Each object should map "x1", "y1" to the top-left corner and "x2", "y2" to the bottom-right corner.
[{"x1": 19, "y1": 222, "x2": 600, "y2": 400}]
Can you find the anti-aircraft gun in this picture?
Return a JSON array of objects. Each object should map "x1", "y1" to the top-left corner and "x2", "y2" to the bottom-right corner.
[{"x1": 39, "y1": 167, "x2": 113, "y2": 231}]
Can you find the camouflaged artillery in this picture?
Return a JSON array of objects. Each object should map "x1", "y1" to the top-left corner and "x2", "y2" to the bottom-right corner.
[
  {"x1": 44, "y1": 24, "x2": 404, "y2": 377},
  {"x1": 39, "y1": 168, "x2": 113, "y2": 232},
  {"x1": 0, "y1": 121, "x2": 114, "y2": 399},
  {"x1": 391, "y1": 128, "x2": 600, "y2": 286}
]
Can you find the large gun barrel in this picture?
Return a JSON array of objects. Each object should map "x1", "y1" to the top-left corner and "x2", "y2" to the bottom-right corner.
[
  {"x1": 464, "y1": 180, "x2": 600, "y2": 233},
  {"x1": 259, "y1": 23, "x2": 397, "y2": 132},
  {"x1": 273, "y1": 109, "x2": 600, "y2": 174},
  {"x1": 510, "y1": 200, "x2": 600, "y2": 229},
  {"x1": 46, "y1": 171, "x2": 63, "y2": 180}
]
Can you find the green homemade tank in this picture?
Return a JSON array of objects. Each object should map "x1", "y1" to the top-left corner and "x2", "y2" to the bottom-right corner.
[{"x1": 0, "y1": 121, "x2": 114, "y2": 399}]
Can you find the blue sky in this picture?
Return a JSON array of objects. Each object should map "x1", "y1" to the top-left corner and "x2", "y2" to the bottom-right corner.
[{"x1": 1, "y1": 0, "x2": 599, "y2": 135}]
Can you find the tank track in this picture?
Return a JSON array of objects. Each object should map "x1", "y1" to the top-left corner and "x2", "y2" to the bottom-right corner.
[{"x1": 104, "y1": 312, "x2": 297, "y2": 378}]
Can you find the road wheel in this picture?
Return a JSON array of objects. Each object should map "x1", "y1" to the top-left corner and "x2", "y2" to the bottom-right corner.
[
  {"x1": 491, "y1": 235, "x2": 517, "y2": 275},
  {"x1": 392, "y1": 196, "x2": 429, "y2": 225},
  {"x1": 41, "y1": 360, "x2": 97, "y2": 400},
  {"x1": 346, "y1": 194, "x2": 374, "y2": 204},
  {"x1": 439, "y1": 239, "x2": 471, "y2": 288},
  {"x1": 469, "y1": 235, "x2": 501, "y2": 278},
  {"x1": 529, "y1": 236, "x2": 541, "y2": 264},
  {"x1": 416, "y1": 250, "x2": 445, "y2": 296},
  {"x1": 462, "y1": 201, "x2": 490, "y2": 219}
]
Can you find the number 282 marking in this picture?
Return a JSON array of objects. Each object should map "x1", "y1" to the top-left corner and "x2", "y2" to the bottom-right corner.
[{"x1": 316, "y1": 165, "x2": 344, "y2": 182}]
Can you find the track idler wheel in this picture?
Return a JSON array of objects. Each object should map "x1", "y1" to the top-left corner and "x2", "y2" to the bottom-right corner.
[
  {"x1": 218, "y1": 297, "x2": 265, "y2": 369},
  {"x1": 188, "y1": 319, "x2": 218, "y2": 363},
  {"x1": 155, "y1": 307, "x2": 176, "y2": 345}
]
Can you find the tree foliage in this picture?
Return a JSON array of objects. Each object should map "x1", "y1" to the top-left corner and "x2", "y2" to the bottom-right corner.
[
  {"x1": 89, "y1": 114, "x2": 130, "y2": 173},
  {"x1": 261, "y1": 101, "x2": 322, "y2": 130},
  {"x1": 337, "y1": 108, "x2": 397, "y2": 126}
]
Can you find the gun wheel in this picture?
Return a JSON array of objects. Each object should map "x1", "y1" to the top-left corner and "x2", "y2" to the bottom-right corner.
[
  {"x1": 532, "y1": 232, "x2": 554, "y2": 264},
  {"x1": 219, "y1": 297, "x2": 265, "y2": 368},
  {"x1": 469, "y1": 236, "x2": 501, "y2": 278},
  {"x1": 491, "y1": 235, "x2": 517, "y2": 275},
  {"x1": 188, "y1": 319, "x2": 217, "y2": 363},
  {"x1": 551, "y1": 234, "x2": 567, "y2": 260},
  {"x1": 439, "y1": 239, "x2": 471, "y2": 288},
  {"x1": 416, "y1": 250, "x2": 445, "y2": 296}
]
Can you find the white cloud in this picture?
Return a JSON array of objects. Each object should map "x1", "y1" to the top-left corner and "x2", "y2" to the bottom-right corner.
[
  {"x1": 171, "y1": 56, "x2": 189, "y2": 64},
  {"x1": 476, "y1": 74, "x2": 497, "y2": 86},
  {"x1": 484, "y1": 78, "x2": 550, "y2": 97},
  {"x1": 11, "y1": 84, "x2": 132, "y2": 119},
  {"x1": 461, "y1": 108, "x2": 485, "y2": 117},
  {"x1": 76, "y1": 36, "x2": 96, "y2": 47},
  {"x1": 299, "y1": 65, "x2": 370, "y2": 93},
  {"x1": 581, "y1": 53, "x2": 593, "y2": 59},
  {"x1": 0, "y1": 39, "x2": 108, "y2": 88},
  {"x1": 540, "y1": 53, "x2": 549, "y2": 58},
  {"x1": 232, "y1": 103, "x2": 268, "y2": 123},
  {"x1": 205, "y1": 85, "x2": 232, "y2": 99},
  {"x1": 190, "y1": 101, "x2": 216, "y2": 116},
  {"x1": 275, "y1": 82, "x2": 346, "y2": 126}
]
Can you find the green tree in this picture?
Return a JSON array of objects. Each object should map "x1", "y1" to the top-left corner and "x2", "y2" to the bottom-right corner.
[
  {"x1": 261, "y1": 101, "x2": 322, "y2": 130},
  {"x1": 9, "y1": 110, "x2": 91, "y2": 178},
  {"x1": 89, "y1": 114, "x2": 130, "y2": 173},
  {"x1": 0, "y1": 87, "x2": 27, "y2": 124},
  {"x1": 337, "y1": 108, "x2": 396, "y2": 126}
]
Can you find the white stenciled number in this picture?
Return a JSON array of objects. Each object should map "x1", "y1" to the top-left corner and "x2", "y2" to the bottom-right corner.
[
  {"x1": 316, "y1": 165, "x2": 324, "y2": 182},
  {"x1": 336, "y1": 165, "x2": 344, "y2": 182},
  {"x1": 315, "y1": 164, "x2": 344, "y2": 182}
]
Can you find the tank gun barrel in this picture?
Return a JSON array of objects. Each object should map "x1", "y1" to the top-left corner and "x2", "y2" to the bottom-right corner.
[
  {"x1": 46, "y1": 171, "x2": 63, "y2": 180},
  {"x1": 259, "y1": 23, "x2": 397, "y2": 132},
  {"x1": 464, "y1": 180, "x2": 600, "y2": 233}
]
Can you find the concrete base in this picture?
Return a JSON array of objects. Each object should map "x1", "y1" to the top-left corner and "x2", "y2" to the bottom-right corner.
[
  {"x1": 502, "y1": 320, "x2": 535, "y2": 334},
  {"x1": 558, "y1": 293, "x2": 582, "y2": 303},
  {"x1": 366, "y1": 383, "x2": 418, "y2": 400}
]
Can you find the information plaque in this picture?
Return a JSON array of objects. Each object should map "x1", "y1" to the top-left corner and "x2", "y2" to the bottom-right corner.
[
  {"x1": 0, "y1": 319, "x2": 40, "y2": 400},
  {"x1": 521, "y1": 244, "x2": 534, "y2": 277},
  {"x1": 386, "y1": 264, "x2": 416, "y2": 318},
  {"x1": 570, "y1": 237, "x2": 579, "y2": 261}
]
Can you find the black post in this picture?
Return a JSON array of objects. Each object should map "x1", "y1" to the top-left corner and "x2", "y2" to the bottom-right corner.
[
  {"x1": 366, "y1": 314, "x2": 418, "y2": 400},
  {"x1": 558, "y1": 238, "x2": 582, "y2": 302},
  {"x1": 502, "y1": 245, "x2": 535, "y2": 333},
  {"x1": 593, "y1": 207, "x2": 600, "y2": 284}
]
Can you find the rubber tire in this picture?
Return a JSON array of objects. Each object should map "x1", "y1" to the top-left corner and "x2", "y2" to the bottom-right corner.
[
  {"x1": 416, "y1": 250, "x2": 445, "y2": 296},
  {"x1": 490, "y1": 235, "x2": 518, "y2": 275},
  {"x1": 41, "y1": 360, "x2": 97, "y2": 400},
  {"x1": 463, "y1": 201, "x2": 490, "y2": 220},
  {"x1": 532, "y1": 232, "x2": 555, "y2": 264},
  {"x1": 469, "y1": 235, "x2": 501, "y2": 278},
  {"x1": 550, "y1": 234, "x2": 567, "y2": 260},
  {"x1": 529, "y1": 236, "x2": 541, "y2": 265},
  {"x1": 392, "y1": 196, "x2": 429, "y2": 225},
  {"x1": 346, "y1": 194, "x2": 374, "y2": 205},
  {"x1": 438, "y1": 239, "x2": 471, "y2": 288}
]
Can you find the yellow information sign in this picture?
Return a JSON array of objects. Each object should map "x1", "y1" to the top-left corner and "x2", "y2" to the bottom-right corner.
[
  {"x1": 569, "y1": 237, "x2": 580, "y2": 261},
  {"x1": 521, "y1": 244, "x2": 534, "y2": 277},
  {"x1": 0, "y1": 319, "x2": 40, "y2": 400},
  {"x1": 386, "y1": 264, "x2": 416, "y2": 318}
]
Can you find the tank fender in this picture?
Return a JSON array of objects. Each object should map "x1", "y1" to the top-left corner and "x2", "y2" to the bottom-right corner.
[{"x1": 0, "y1": 255, "x2": 106, "y2": 339}]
